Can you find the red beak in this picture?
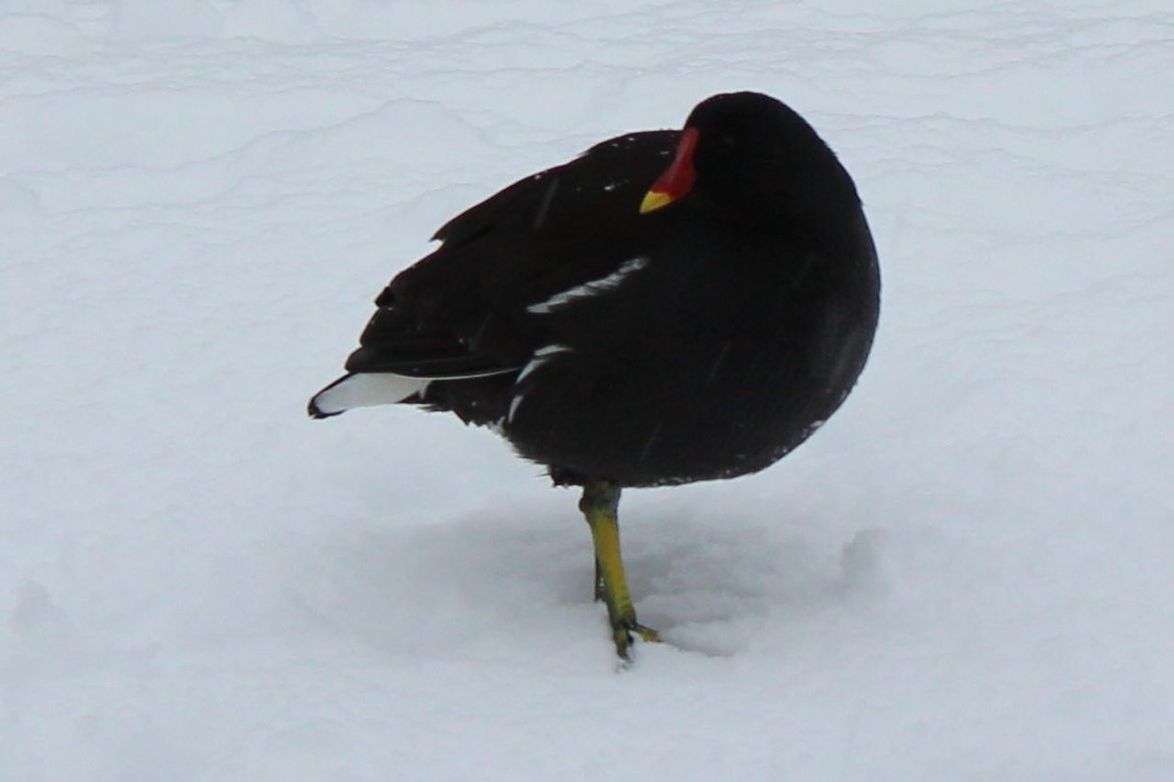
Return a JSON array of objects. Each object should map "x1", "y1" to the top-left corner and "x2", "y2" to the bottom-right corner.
[{"x1": 640, "y1": 127, "x2": 700, "y2": 214}]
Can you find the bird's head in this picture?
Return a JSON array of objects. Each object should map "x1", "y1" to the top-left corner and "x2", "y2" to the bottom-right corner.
[{"x1": 640, "y1": 91, "x2": 860, "y2": 231}]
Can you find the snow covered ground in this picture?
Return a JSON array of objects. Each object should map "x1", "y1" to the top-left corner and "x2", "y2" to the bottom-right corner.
[{"x1": 3, "y1": 2, "x2": 1173, "y2": 779}]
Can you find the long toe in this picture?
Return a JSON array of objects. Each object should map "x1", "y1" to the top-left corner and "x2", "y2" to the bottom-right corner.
[{"x1": 610, "y1": 618, "x2": 660, "y2": 660}]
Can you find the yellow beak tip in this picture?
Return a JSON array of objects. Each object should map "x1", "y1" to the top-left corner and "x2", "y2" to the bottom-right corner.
[{"x1": 639, "y1": 190, "x2": 673, "y2": 214}]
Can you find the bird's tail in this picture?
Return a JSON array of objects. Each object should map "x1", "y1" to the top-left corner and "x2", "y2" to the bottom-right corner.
[{"x1": 307, "y1": 373, "x2": 431, "y2": 419}]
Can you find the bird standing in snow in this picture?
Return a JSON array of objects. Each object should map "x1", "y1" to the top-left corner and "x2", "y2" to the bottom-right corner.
[{"x1": 309, "y1": 91, "x2": 880, "y2": 659}]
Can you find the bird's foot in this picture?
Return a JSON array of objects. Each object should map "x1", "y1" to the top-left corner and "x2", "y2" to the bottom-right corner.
[{"x1": 612, "y1": 618, "x2": 660, "y2": 660}]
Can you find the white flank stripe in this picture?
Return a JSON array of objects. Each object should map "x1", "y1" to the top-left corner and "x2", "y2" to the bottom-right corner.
[
  {"x1": 515, "y1": 344, "x2": 571, "y2": 384},
  {"x1": 526, "y1": 257, "x2": 649, "y2": 314},
  {"x1": 508, "y1": 344, "x2": 572, "y2": 423},
  {"x1": 506, "y1": 393, "x2": 525, "y2": 424}
]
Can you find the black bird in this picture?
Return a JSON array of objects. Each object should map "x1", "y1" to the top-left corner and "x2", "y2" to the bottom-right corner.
[{"x1": 309, "y1": 91, "x2": 880, "y2": 659}]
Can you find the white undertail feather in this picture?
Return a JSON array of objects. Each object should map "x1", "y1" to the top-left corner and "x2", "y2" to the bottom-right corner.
[
  {"x1": 310, "y1": 373, "x2": 433, "y2": 415},
  {"x1": 312, "y1": 367, "x2": 522, "y2": 416}
]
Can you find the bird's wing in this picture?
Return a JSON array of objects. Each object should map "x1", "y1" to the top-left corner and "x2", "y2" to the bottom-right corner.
[
  {"x1": 344, "y1": 130, "x2": 682, "y2": 377},
  {"x1": 310, "y1": 130, "x2": 683, "y2": 419}
]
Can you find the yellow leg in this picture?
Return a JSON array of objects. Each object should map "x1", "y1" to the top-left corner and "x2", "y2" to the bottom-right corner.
[{"x1": 580, "y1": 481, "x2": 659, "y2": 659}]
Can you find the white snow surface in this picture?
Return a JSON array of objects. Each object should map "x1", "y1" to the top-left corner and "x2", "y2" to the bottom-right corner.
[{"x1": 3, "y1": 2, "x2": 1173, "y2": 780}]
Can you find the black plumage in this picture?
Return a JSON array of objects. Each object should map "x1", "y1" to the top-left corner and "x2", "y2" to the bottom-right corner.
[{"x1": 309, "y1": 91, "x2": 880, "y2": 657}]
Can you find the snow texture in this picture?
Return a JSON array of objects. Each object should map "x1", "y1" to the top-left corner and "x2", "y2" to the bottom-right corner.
[{"x1": 3, "y1": 2, "x2": 1173, "y2": 781}]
